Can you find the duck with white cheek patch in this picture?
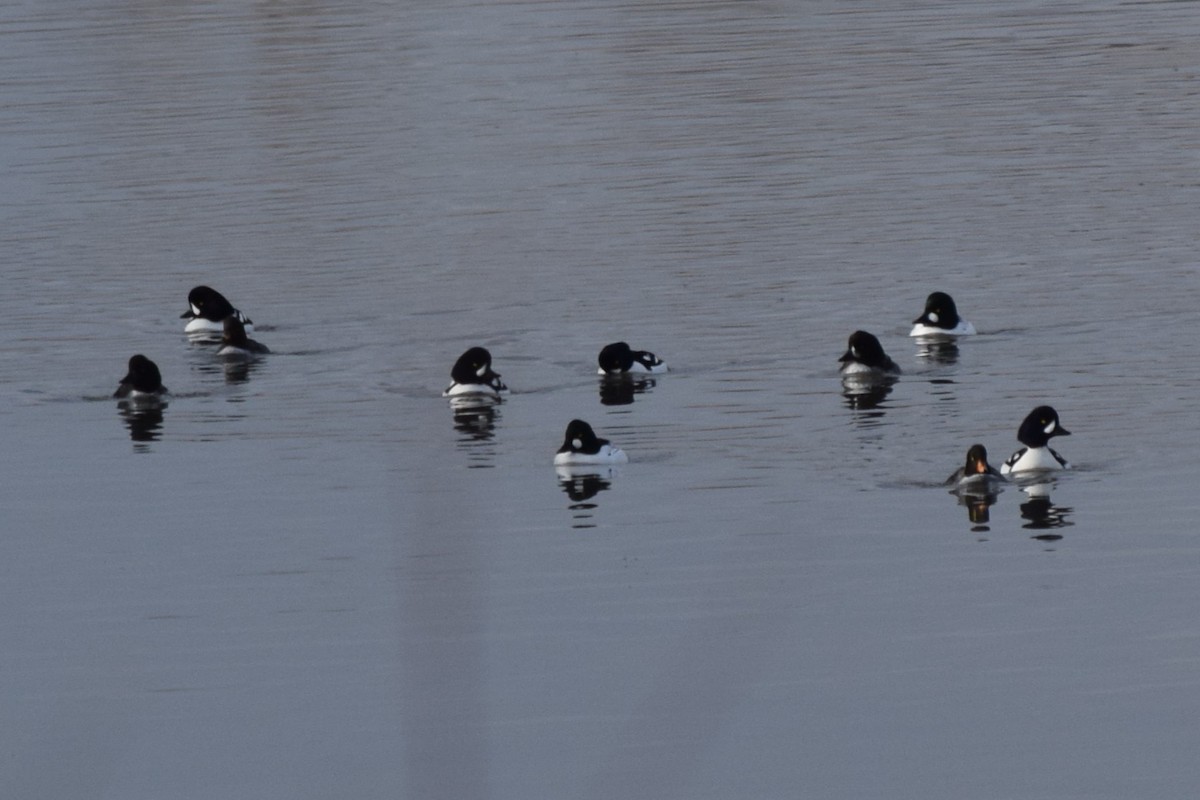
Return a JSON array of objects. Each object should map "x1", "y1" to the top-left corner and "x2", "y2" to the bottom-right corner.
[
  {"x1": 443, "y1": 347, "x2": 508, "y2": 398},
  {"x1": 838, "y1": 330, "x2": 901, "y2": 378},
  {"x1": 554, "y1": 419, "x2": 628, "y2": 466},
  {"x1": 1001, "y1": 406, "x2": 1071, "y2": 476},
  {"x1": 910, "y1": 291, "x2": 976, "y2": 337},
  {"x1": 181, "y1": 285, "x2": 254, "y2": 336}
]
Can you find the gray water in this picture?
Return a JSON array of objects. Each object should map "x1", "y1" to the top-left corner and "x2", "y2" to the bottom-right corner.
[{"x1": 3, "y1": 1, "x2": 1200, "y2": 797}]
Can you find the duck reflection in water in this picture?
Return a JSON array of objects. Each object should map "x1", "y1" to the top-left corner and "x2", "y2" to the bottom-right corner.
[
  {"x1": 188, "y1": 354, "x2": 263, "y2": 385},
  {"x1": 598, "y1": 374, "x2": 656, "y2": 406},
  {"x1": 955, "y1": 490, "x2": 998, "y2": 528},
  {"x1": 222, "y1": 357, "x2": 261, "y2": 385},
  {"x1": 449, "y1": 394, "x2": 502, "y2": 442},
  {"x1": 914, "y1": 337, "x2": 960, "y2": 365},
  {"x1": 117, "y1": 402, "x2": 166, "y2": 444},
  {"x1": 556, "y1": 466, "x2": 617, "y2": 529},
  {"x1": 841, "y1": 378, "x2": 894, "y2": 411},
  {"x1": 1019, "y1": 481, "x2": 1074, "y2": 538}
]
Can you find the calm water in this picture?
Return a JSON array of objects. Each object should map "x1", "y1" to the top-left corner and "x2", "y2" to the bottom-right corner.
[{"x1": 3, "y1": 1, "x2": 1200, "y2": 797}]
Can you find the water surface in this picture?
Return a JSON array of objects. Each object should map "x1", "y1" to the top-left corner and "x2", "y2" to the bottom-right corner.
[{"x1": 3, "y1": 1, "x2": 1200, "y2": 798}]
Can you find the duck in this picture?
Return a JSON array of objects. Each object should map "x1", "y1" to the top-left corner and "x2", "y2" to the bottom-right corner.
[
  {"x1": 910, "y1": 291, "x2": 976, "y2": 336},
  {"x1": 443, "y1": 347, "x2": 508, "y2": 397},
  {"x1": 216, "y1": 316, "x2": 270, "y2": 357},
  {"x1": 839, "y1": 330, "x2": 901, "y2": 377},
  {"x1": 597, "y1": 342, "x2": 667, "y2": 375},
  {"x1": 553, "y1": 419, "x2": 628, "y2": 465},
  {"x1": 1001, "y1": 405, "x2": 1071, "y2": 475},
  {"x1": 181, "y1": 285, "x2": 254, "y2": 335},
  {"x1": 947, "y1": 444, "x2": 1004, "y2": 488},
  {"x1": 114, "y1": 354, "x2": 168, "y2": 399}
]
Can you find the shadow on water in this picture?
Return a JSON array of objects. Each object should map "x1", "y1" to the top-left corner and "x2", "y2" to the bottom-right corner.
[
  {"x1": 598, "y1": 375, "x2": 656, "y2": 406},
  {"x1": 117, "y1": 400, "x2": 166, "y2": 448},
  {"x1": 556, "y1": 466, "x2": 617, "y2": 529}
]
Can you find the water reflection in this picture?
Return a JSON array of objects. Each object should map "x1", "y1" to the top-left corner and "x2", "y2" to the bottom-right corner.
[
  {"x1": 945, "y1": 472, "x2": 1003, "y2": 527},
  {"x1": 449, "y1": 396, "x2": 502, "y2": 467},
  {"x1": 945, "y1": 475, "x2": 1074, "y2": 539},
  {"x1": 598, "y1": 375, "x2": 657, "y2": 406},
  {"x1": 913, "y1": 336, "x2": 960, "y2": 365},
  {"x1": 117, "y1": 399, "x2": 166, "y2": 446},
  {"x1": 950, "y1": 489, "x2": 998, "y2": 532},
  {"x1": 841, "y1": 375, "x2": 895, "y2": 412},
  {"x1": 449, "y1": 395, "x2": 502, "y2": 441},
  {"x1": 1019, "y1": 482, "x2": 1074, "y2": 537},
  {"x1": 222, "y1": 358, "x2": 257, "y2": 385},
  {"x1": 186, "y1": 330, "x2": 223, "y2": 346},
  {"x1": 555, "y1": 466, "x2": 617, "y2": 529},
  {"x1": 190, "y1": 356, "x2": 266, "y2": 385}
]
